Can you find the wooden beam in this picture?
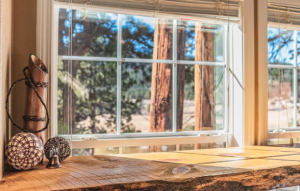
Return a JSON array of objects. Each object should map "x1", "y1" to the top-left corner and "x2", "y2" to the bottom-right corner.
[
  {"x1": 244, "y1": 0, "x2": 256, "y2": 146},
  {"x1": 255, "y1": 0, "x2": 268, "y2": 145}
]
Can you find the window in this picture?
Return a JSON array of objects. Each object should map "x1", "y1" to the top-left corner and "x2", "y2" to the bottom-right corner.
[
  {"x1": 268, "y1": 28, "x2": 298, "y2": 131},
  {"x1": 49, "y1": 0, "x2": 244, "y2": 153},
  {"x1": 55, "y1": 7, "x2": 227, "y2": 137}
]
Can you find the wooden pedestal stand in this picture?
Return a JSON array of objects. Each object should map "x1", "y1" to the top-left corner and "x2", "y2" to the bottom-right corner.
[{"x1": 23, "y1": 54, "x2": 49, "y2": 141}]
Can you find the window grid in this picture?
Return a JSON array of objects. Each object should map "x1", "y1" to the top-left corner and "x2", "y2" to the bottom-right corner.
[{"x1": 54, "y1": 8, "x2": 228, "y2": 138}]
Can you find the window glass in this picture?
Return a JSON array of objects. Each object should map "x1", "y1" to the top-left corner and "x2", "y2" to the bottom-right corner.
[
  {"x1": 121, "y1": 62, "x2": 173, "y2": 133},
  {"x1": 58, "y1": 8, "x2": 118, "y2": 57},
  {"x1": 268, "y1": 28, "x2": 294, "y2": 66},
  {"x1": 122, "y1": 15, "x2": 173, "y2": 59},
  {"x1": 268, "y1": 68, "x2": 294, "y2": 128},
  {"x1": 57, "y1": 60, "x2": 117, "y2": 134},
  {"x1": 176, "y1": 65, "x2": 225, "y2": 131},
  {"x1": 177, "y1": 21, "x2": 224, "y2": 62},
  {"x1": 123, "y1": 145, "x2": 176, "y2": 154},
  {"x1": 57, "y1": 9, "x2": 228, "y2": 136},
  {"x1": 268, "y1": 138, "x2": 298, "y2": 145}
]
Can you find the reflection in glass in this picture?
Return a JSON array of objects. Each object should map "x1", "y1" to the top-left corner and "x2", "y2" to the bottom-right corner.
[
  {"x1": 58, "y1": 8, "x2": 118, "y2": 57},
  {"x1": 57, "y1": 61, "x2": 117, "y2": 134},
  {"x1": 179, "y1": 144, "x2": 194, "y2": 151},
  {"x1": 268, "y1": 28, "x2": 294, "y2": 65},
  {"x1": 72, "y1": 148, "x2": 94, "y2": 156},
  {"x1": 122, "y1": 145, "x2": 176, "y2": 154},
  {"x1": 122, "y1": 146, "x2": 150, "y2": 154},
  {"x1": 121, "y1": 62, "x2": 173, "y2": 133},
  {"x1": 177, "y1": 21, "x2": 224, "y2": 62},
  {"x1": 177, "y1": 65, "x2": 225, "y2": 131},
  {"x1": 122, "y1": 15, "x2": 173, "y2": 59},
  {"x1": 268, "y1": 68, "x2": 294, "y2": 128},
  {"x1": 94, "y1": 147, "x2": 119, "y2": 155},
  {"x1": 269, "y1": 138, "x2": 298, "y2": 146},
  {"x1": 195, "y1": 142, "x2": 225, "y2": 150}
]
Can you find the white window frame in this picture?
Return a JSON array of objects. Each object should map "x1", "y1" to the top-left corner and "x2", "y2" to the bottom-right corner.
[
  {"x1": 267, "y1": 28, "x2": 298, "y2": 129},
  {"x1": 266, "y1": 3, "x2": 300, "y2": 140},
  {"x1": 267, "y1": 28, "x2": 300, "y2": 133},
  {"x1": 37, "y1": 0, "x2": 249, "y2": 151}
]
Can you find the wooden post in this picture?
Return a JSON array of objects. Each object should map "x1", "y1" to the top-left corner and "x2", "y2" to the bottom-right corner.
[{"x1": 24, "y1": 54, "x2": 49, "y2": 141}]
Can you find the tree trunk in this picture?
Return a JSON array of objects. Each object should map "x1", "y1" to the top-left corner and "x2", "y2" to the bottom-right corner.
[
  {"x1": 177, "y1": 21, "x2": 187, "y2": 131},
  {"x1": 149, "y1": 19, "x2": 173, "y2": 152},
  {"x1": 194, "y1": 24, "x2": 215, "y2": 131},
  {"x1": 149, "y1": 19, "x2": 173, "y2": 133},
  {"x1": 195, "y1": 23, "x2": 204, "y2": 131}
]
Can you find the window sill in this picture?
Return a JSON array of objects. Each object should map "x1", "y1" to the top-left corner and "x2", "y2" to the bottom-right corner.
[
  {"x1": 1, "y1": 146, "x2": 300, "y2": 190},
  {"x1": 61, "y1": 133, "x2": 229, "y2": 149},
  {"x1": 268, "y1": 131, "x2": 300, "y2": 139}
]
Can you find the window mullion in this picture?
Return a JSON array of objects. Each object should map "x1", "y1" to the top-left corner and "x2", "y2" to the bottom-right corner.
[
  {"x1": 117, "y1": 14, "x2": 122, "y2": 135},
  {"x1": 172, "y1": 19, "x2": 178, "y2": 133}
]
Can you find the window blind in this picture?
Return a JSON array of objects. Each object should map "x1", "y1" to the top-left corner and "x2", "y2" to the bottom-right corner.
[
  {"x1": 55, "y1": 0, "x2": 241, "y2": 22},
  {"x1": 268, "y1": 3, "x2": 300, "y2": 26}
]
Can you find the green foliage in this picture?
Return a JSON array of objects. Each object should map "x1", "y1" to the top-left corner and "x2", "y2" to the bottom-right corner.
[{"x1": 57, "y1": 9, "x2": 155, "y2": 134}]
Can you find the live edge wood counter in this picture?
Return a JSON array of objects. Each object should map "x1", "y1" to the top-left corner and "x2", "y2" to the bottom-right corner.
[{"x1": 2, "y1": 146, "x2": 300, "y2": 191}]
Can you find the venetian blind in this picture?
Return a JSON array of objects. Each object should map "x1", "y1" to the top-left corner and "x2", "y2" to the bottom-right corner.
[
  {"x1": 55, "y1": 0, "x2": 241, "y2": 22},
  {"x1": 268, "y1": 2, "x2": 300, "y2": 26}
]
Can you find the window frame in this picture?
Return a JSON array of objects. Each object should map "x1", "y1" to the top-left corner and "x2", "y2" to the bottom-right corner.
[
  {"x1": 267, "y1": 28, "x2": 299, "y2": 132},
  {"x1": 51, "y1": 2, "x2": 232, "y2": 141}
]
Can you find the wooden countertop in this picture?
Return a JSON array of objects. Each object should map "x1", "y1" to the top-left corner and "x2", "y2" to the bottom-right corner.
[{"x1": 2, "y1": 146, "x2": 300, "y2": 190}]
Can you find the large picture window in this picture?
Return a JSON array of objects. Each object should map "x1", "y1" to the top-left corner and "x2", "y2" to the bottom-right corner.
[{"x1": 53, "y1": 5, "x2": 230, "y2": 140}]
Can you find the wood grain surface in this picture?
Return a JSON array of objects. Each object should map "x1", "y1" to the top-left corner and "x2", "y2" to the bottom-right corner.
[
  {"x1": 1, "y1": 146, "x2": 300, "y2": 190},
  {"x1": 23, "y1": 54, "x2": 48, "y2": 141}
]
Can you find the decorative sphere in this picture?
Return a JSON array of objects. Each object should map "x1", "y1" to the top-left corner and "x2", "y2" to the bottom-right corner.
[
  {"x1": 44, "y1": 137, "x2": 70, "y2": 162},
  {"x1": 5, "y1": 132, "x2": 44, "y2": 170}
]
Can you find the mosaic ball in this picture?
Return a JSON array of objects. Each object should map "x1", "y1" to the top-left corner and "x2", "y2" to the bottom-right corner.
[
  {"x1": 44, "y1": 137, "x2": 70, "y2": 162},
  {"x1": 5, "y1": 132, "x2": 44, "y2": 170}
]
